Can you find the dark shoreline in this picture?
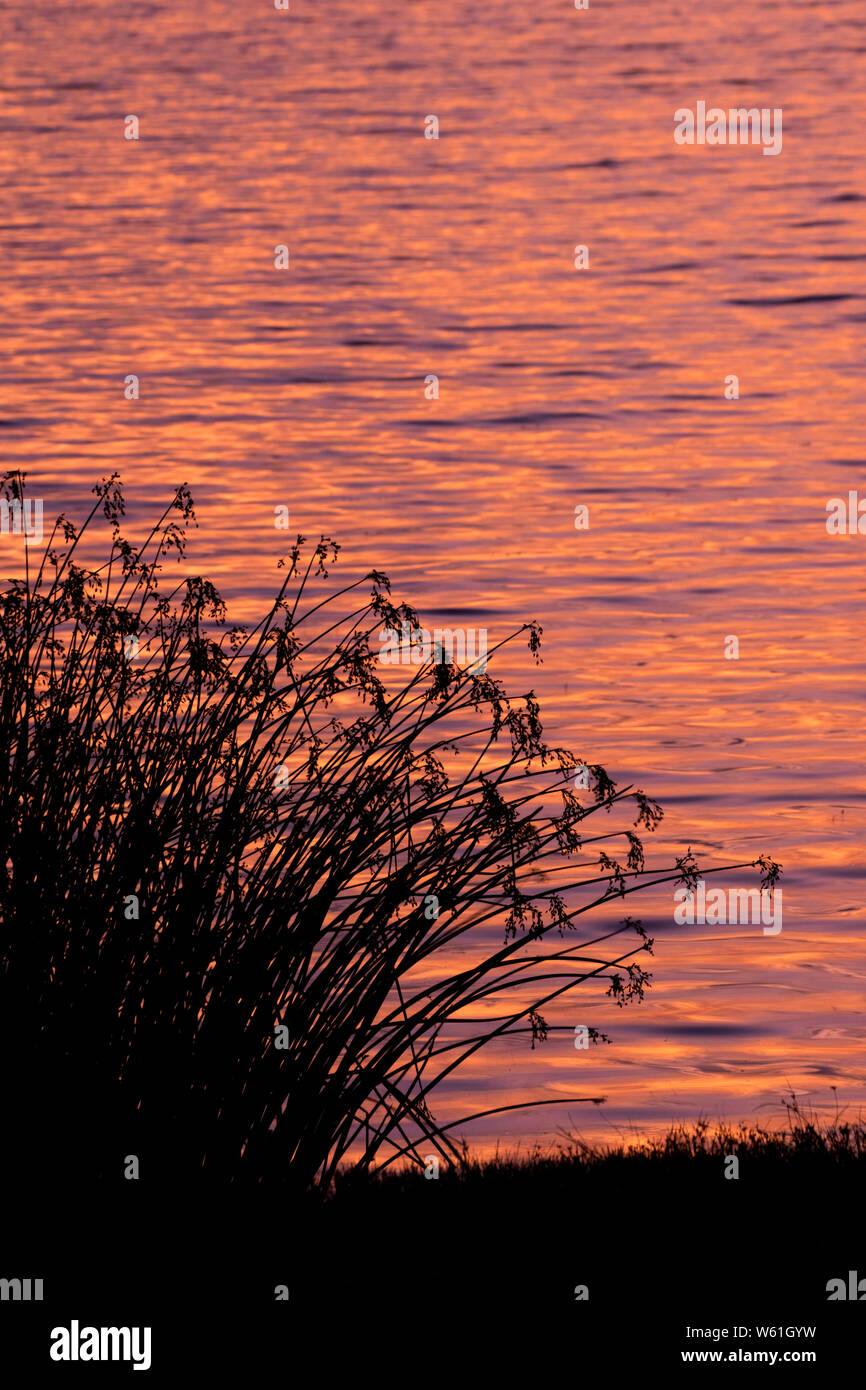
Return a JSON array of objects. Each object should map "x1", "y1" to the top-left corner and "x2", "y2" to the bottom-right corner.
[{"x1": 4, "y1": 1124, "x2": 865, "y2": 1376}]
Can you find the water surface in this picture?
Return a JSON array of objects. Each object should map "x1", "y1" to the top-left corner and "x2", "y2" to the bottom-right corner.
[{"x1": 2, "y1": 0, "x2": 865, "y2": 1150}]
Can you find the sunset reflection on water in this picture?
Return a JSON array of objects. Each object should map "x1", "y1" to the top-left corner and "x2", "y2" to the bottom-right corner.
[{"x1": 2, "y1": 0, "x2": 865, "y2": 1153}]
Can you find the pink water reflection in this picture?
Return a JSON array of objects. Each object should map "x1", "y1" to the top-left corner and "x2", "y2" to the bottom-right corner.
[{"x1": 2, "y1": 0, "x2": 865, "y2": 1151}]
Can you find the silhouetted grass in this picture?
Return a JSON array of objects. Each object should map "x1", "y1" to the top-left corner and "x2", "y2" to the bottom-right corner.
[
  {"x1": 0, "y1": 471, "x2": 781, "y2": 1192},
  {"x1": 327, "y1": 1094, "x2": 866, "y2": 1210}
]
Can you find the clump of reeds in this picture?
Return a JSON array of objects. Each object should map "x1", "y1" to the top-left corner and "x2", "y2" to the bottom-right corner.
[{"x1": 0, "y1": 471, "x2": 780, "y2": 1191}]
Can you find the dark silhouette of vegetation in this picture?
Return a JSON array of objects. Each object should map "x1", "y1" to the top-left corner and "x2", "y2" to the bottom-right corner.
[
  {"x1": 310, "y1": 1094, "x2": 866, "y2": 1334},
  {"x1": 328, "y1": 1091, "x2": 866, "y2": 1206},
  {"x1": 0, "y1": 472, "x2": 781, "y2": 1191}
]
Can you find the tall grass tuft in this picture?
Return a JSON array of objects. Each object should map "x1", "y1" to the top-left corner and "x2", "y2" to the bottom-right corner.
[{"x1": 0, "y1": 472, "x2": 780, "y2": 1191}]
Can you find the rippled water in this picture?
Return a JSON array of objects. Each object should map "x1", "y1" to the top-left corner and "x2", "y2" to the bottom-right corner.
[{"x1": 2, "y1": 0, "x2": 865, "y2": 1151}]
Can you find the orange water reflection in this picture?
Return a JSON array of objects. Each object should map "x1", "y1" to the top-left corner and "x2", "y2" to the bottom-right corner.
[{"x1": 2, "y1": 0, "x2": 865, "y2": 1153}]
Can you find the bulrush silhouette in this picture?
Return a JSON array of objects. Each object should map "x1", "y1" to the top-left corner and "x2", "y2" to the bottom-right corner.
[{"x1": 0, "y1": 472, "x2": 780, "y2": 1193}]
